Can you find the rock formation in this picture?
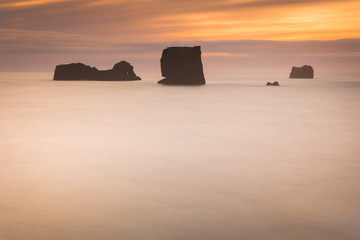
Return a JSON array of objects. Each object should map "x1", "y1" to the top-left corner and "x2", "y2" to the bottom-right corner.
[
  {"x1": 158, "y1": 46, "x2": 206, "y2": 85},
  {"x1": 266, "y1": 81, "x2": 280, "y2": 86},
  {"x1": 289, "y1": 65, "x2": 314, "y2": 78},
  {"x1": 53, "y1": 61, "x2": 141, "y2": 81}
]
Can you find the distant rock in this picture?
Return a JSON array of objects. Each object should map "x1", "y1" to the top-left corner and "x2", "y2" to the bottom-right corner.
[
  {"x1": 158, "y1": 46, "x2": 206, "y2": 85},
  {"x1": 289, "y1": 65, "x2": 314, "y2": 78},
  {"x1": 266, "y1": 81, "x2": 280, "y2": 86},
  {"x1": 53, "y1": 61, "x2": 141, "y2": 81}
]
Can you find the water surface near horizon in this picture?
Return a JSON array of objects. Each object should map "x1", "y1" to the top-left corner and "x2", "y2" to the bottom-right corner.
[{"x1": 1, "y1": 73, "x2": 360, "y2": 240}]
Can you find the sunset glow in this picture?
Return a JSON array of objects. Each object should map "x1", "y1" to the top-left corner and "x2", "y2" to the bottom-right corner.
[
  {"x1": 0, "y1": 0, "x2": 359, "y2": 72},
  {"x1": 0, "y1": 0, "x2": 72, "y2": 8},
  {"x1": 146, "y1": 1, "x2": 360, "y2": 41},
  {"x1": 1, "y1": 0, "x2": 360, "y2": 41},
  {"x1": 1, "y1": 2, "x2": 360, "y2": 239}
]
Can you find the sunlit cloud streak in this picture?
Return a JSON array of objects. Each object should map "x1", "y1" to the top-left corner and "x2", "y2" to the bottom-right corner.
[
  {"x1": 1, "y1": 28, "x2": 359, "y2": 75},
  {"x1": 0, "y1": 0, "x2": 73, "y2": 8},
  {"x1": 2, "y1": 28, "x2": 359, "y2": 56},
  {"x1": 0, "y1": 0, "x2": 359, "y2": 73},
  {"x1": 0, "y1": 0, "x2": 359, "y2": 41}
]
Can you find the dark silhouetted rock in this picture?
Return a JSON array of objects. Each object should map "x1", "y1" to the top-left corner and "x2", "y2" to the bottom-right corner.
[
  {"x1": 158, "y1": 46, "x2": 205, "y2": 85},
  {"x1": 53, "y1": 61, "x2": 141, "y2": 81},
  {"x1": 266, "y1": 81, "x2": 280, "y2": 86},
  {"x1": 289, "y1": 65, "x2": 314, "y2": 78}
]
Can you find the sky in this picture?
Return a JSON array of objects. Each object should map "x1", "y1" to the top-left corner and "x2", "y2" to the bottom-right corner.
[{"x1": 0, "y1": 0, "x2": 359, "y2": 77}]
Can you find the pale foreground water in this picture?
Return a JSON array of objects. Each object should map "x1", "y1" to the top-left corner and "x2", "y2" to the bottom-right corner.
[{"x1": 0, "y1": 72, "x2": 360, "y2": 240}]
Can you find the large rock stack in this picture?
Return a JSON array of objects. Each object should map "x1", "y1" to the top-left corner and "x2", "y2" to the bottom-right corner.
[{"x1": 158, "y1": 46, "x2": 206, "y2": 85}]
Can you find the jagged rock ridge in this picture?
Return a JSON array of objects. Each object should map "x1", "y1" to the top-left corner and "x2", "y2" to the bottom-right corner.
[{"x1": 53, "y1": 61, "x2": 141, "y2": 81}]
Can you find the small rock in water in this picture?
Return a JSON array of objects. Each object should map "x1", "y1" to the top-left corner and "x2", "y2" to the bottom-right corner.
[{"x1": 266, "y1": 81, "x2": 280, "y2": 86}]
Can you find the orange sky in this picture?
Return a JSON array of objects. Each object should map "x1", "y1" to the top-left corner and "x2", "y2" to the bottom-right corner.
[
  {"x1": 0, "y1": 0, "x2": 359, "y2": 73},
  {"x1": 1, "y1": 0, "x2": 360, "y2": 41}
]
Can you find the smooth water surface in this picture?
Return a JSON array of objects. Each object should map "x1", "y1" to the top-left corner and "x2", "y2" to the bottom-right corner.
[{"x1": 1, "y1": 73, "x2": 360, "y2": 240}]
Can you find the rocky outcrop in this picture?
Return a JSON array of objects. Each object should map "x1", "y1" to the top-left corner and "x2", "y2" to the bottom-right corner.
[
  {"x1": 158, "y1": 46, "x2": 206, "y2": 85},
  {"x1": 289, "y1": 65, "x2": 314, "y2": 78},
  {"x1": 53, "y1": 61, "x2": 141, "y2": 81},
  {"x1": 266, "y1": 81, "x2": 279, "y2": 86}
]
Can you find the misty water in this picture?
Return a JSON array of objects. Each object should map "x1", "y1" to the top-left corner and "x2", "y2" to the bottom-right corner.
[{"x1": 1, "y1": 72, "x2": 360, "y2": 240}]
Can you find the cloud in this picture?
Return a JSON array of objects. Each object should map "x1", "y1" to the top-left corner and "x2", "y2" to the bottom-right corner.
[
  {"x1": 0, "y1": 0, "x2": 359, "y2": 74},
  {"x1": 2, "y1": 28, "x2": 358, "y2": 56},
  {"x1": 203, "y1": 52, "x2": 234, "y2": 56},
  {"x1": 0, "y1": 0, "x2": 73, "y2": 8},
  {"x1": 0, "y1": 28, "x2": 167, "y2": 57},
  {"x1": 0, "y1": 27, "x2": 359, "y2": 74},
  {"x1": 0, "y1": 0, "x2": 359, "y2": 41}
]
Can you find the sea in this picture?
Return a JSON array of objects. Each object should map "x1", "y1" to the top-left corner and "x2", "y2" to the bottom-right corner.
[{"x1": 0, "y1": 72, "x2": 360, "y2": 240}]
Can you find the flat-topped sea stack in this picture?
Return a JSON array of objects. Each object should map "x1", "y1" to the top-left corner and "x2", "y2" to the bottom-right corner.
[
  {"x1": 53, "y1": 61, "x2": 141, "y2": 81},
  {"x1": 289, "y1": 65, "x2": 314, "y2": 79},
  {"x1": 158, "y1": 46, "x2": 206, "y2": 85}
]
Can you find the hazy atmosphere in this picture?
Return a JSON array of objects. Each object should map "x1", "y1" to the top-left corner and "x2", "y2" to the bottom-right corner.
[
  {"x1": 1, "y1": 1, "x2": 360, "y2": 240},
  {"x1": 1, "y1": 0, "x2": 360, "y2": 76}
]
